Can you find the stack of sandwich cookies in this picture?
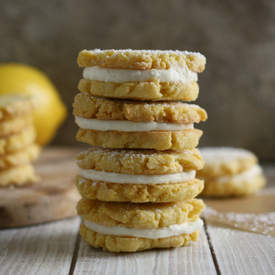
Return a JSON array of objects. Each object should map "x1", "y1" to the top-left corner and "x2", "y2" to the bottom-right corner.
[
  {"x1": 0, "y1": 95, "x2": 39, "y2": 186},
  {"x1": 198, "y1": 147, "x2": 266, "y2": 197},
  {"x1": 74, "y1": 49, "x2": 207, "y2": 252}
]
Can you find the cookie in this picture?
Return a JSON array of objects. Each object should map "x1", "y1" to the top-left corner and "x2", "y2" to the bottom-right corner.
[
  {"x1": 77, "y1": 147, "x2": 204, "y2": 175},
  {"x1": 198, "y1": 147, "x2": 258, "y2": 178},
  {"x1": 0, "y1": 126, "x2": 36, "y2": 156},
  {"x1": 77, "y1": 49, "x2": 206, "y2": 71},
  {"x1": 0, "y1": 94, "x2": 35, "y2": 121},
  {"x1": 201, "y1": 167, "x2": 266, "y2": 196},
  {"x1": 77, "y1": 198, "x2": 204, "y2": 252},
  {"x1": 76, "y1": 177, "x2": 204, "y2": 203},
  {"x1": 77, "y1": 49, "x2": 206, "y2": 101},
  {"x1": 73, "y1": 93, "x2": 207, "y2": 123},
  {"x1": 198, "y1": 147, "x2": 266, "y2": 197},
  {"x1": 76, "y1": 128, "x2": 202, "y2": 150},
  {"x1": 0, "y1": 164, "x2": 38, "y2": 186},
  {"x1": 78, "y1": 79, "x2": 199, "y2": 101},
  {"x1": 76, "y1": 148, "x2": 203, "y2": 202},
  {"x1": 0, "y1": 144, "x2": 40, "y2": 170},
  {"x1": 0, "y1": 115, "x2": 33, "y2": 138}
]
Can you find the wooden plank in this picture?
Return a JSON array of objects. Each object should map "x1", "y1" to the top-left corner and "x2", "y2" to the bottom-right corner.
[
  {"x1": 0, "y1": 217, "x2": 80, "y2": 275},
  {"x1": 72, "y1": 228, "x2": 216, "y2": 275},
  {"x1": 206, "y1": 224, "x2": 275, "y2": 275}
]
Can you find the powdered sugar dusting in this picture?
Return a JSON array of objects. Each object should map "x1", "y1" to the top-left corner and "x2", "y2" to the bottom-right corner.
[
  {"x1": 88, "y1": 48, "x2": 206, "y2": 60},
  {"x1": 203, "y1": 206, "x2": 275, "y2": 237}
]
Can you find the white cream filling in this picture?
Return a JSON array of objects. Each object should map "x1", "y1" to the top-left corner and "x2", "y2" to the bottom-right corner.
[
  {"x1": 83, "y1": 66, "x2": 198, "y2": 83},
  {"x1": 84, "y1": 218, "x2": 203, "y2": 239},
  {"x1": 78, "y1": 168, "x2": 196, "y2": 184},
  {"x1": 217, "y1": 165, "x2": 262, "y2": 183},
  {"x1": 75, "y1": 116, "x2": 193, "y2": 132}
]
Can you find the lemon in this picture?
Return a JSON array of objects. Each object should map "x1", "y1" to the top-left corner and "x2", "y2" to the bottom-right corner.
[{"x1": 0, "y1": 63, "x2": 67, "y2": 145}]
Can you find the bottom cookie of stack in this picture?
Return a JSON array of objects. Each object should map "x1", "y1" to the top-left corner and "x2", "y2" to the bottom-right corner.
[
  {"x1": 198, "y1": 147, "x2": 266, "y2": 197},
  {"x1": 77, "y1": 198, "x2": 204, "y2": 252}
]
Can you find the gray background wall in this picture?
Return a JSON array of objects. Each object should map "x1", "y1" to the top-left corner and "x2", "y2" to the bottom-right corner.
[{"x1": 1, "y1": 0, "x2": 275, "y2": 160}]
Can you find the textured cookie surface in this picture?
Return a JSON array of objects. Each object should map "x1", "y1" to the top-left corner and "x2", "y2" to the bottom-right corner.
[
  {"x1": 0, "y1": 144, "x2": 40, "y2": 170},
  {"x1": 76, "y1": 177, "x2": 204, "y2": 203},
  {"x1": 0, "y1": 164, "x2": 38, "y2": 186},
  {"x1": 0, "y1": 126, "x2": 36, "y2": 155},
  {"x1": 0, "y1": 94, "x2": 35, "y2": 121},
  {"x1": 198, "y1": 147, "x2": 258, "y2": 178},
  {"x1": 80, "y1": 223, "x2": 199, "y2": 252},
  {"x1": 77, "y1": 128, "x2": 202, "y2": 151},
  {"x1": 0, "y1": 115, "x2": 33, "y2": 138},
  {"x1": 201, "y1": 172, "x2": 266, "y2": 197},
  {"x1": 78, "y1": 79, "x2": 199, "y2": 101},
  {"x1": 77, "y1": 147, "x2": 203, "y2": 175},
  {"x1": 78, "y1": 49, "x2": 206, "y2": 72},
  {"x1": 73, "y1": 93, "x2": 207, "y2": 123},
  {"x1": 77, "y1": 198, "x2": 204, "y2": 229}
]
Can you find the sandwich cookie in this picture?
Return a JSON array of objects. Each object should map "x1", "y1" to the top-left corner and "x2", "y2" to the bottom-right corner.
[
  {"x1": 77, "y1": 49, "x2": 206, "y2": 101},
  {"x1": 198, "y1": 147, "x2": 266, "y2": 196},
  {"x1": 0, "y1": 164, "x2": 38, "y2": 186},
  {"x1": 0, "y1": 145, "x2": 40, "y2": 170},
  {"x1": 77, "y1": 198, "x2": 204, "y2": 252},
  {"x1": 76, "y1": 147, "x2": 204, "y2": 202},
  {"x1": 74, "y1": 93, "x2": 207, "y2": 150},
  {"x1": 0, "y1": 94, "x2": 35, "y2": 121},
  {"x1": 0, "y1": 126, "x2": 36, "y2": 156},
  {"x1": 0, "y1": 115, "x2": 33, "y2": 138}
]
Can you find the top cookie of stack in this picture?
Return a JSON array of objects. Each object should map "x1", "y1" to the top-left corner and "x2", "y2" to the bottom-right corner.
[
  {"x1": 77, "y1": 49, "x2": 205, "y2": 101},
  {"x1": 75, "y1": 49, "x2": 207, "y2": 151}
]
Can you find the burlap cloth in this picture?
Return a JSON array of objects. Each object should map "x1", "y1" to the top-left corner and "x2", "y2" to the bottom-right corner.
[{"x1": 202, "y1": 165, "x2": 275, "y2": 237}]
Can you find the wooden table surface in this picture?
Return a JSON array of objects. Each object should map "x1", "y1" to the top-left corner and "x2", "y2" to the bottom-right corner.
[{"x1": 1, "y1": 148, "x2": 275, "y2": 275}]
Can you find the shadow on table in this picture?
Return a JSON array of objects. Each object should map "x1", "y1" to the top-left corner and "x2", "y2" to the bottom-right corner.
[{"x1": 1, "y1": 217, "x2": 80, "y2": 260}]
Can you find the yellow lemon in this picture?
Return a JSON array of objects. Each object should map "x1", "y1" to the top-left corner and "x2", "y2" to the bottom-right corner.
[{"x1": 0, "y1": 63, "x2": 67, "y2": 145}]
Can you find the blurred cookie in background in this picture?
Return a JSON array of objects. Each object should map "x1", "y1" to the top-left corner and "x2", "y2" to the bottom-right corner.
[{"x1": 198, "y1": 147, "x2": 266, "y2": 197}]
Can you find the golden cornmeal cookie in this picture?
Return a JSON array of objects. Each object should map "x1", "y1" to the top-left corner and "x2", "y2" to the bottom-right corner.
[
  {"x1": 0, "y1": 164, "x2": 38, "y2": 186},
  {"x1": 198, "y1": 147, "x2": 266, "y2": 197},
  {"x1": 77, "y1": 147, "x2": 204, "y2": 174},
  {"x1": 0, "y1": 126, "x2": 36, "y2": 155},
  {"x1": 76, "y1": 176, "x2": 204, "y2": 203},
  {"x1": 0, "y1": 94, "x2": 35, "y2": 121},
  {"x1": 79, "y1": 223, "x2": 199, "y2": 252},
  {"x1": 78, "y1": 79, "x2": 199, "y2": 101},
  {"x1": 0, "y1": 115, "x2": 33, "y2": 138},
  {"x1": 73, "y1": 93, "x2": 207, "y2": 123},
  {"x1": 77, "y1": 49, "x2": 206, "y2": 72},
  {"x1": 198, "y1": 147, "x2": 258, "y2": 178},
  {"x1": 76, "y1": 128, "x2": 202, "y2": 150},
  {"x1": 201, "y1": 171, "x2": 265, "y2": 197},
  {"x1": 77, "y1": 198, "x2": 204, "y2": 252},
  {"x1": 0, "y1": 144, "x2": 40, "y2": 170}
]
